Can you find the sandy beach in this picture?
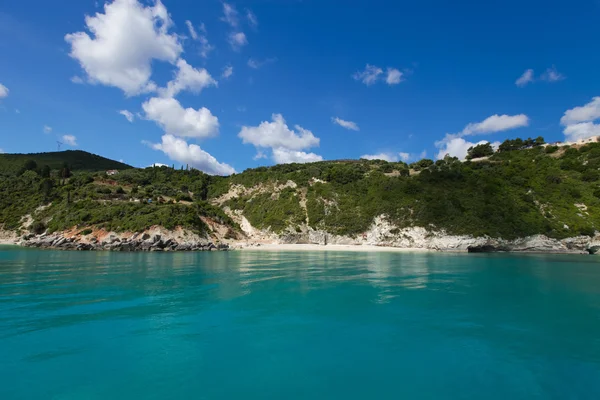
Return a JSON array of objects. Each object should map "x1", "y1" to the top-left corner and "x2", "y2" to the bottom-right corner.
[{"x1": 235, "y1": 243, "x2": 436, "y2": 253}]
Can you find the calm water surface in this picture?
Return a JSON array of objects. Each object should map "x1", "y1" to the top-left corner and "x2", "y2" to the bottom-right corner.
[{"x1": 1, "y1": 247, "x2": 600, "y2": 399}]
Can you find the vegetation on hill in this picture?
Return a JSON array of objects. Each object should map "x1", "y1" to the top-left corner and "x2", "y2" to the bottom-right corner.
[
  {"x1": 0, "y1": 150, "x2": 131, "y2": 176},
  {"x1": 1, "y1": 137, "x2": 599, "y2": 240}
]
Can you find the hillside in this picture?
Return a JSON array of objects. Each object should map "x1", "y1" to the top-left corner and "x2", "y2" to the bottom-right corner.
[
  {"x1": 0, "y1": 150, "x2": 131, "y2": 175},
  {"x1": 1, "y1": 137, "x2": 600, "y2": 252}
]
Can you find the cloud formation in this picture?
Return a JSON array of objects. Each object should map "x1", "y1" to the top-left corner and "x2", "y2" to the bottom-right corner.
[
  {"x1": 515, "y1": 69, "x2": 534, "y2": 87},
  {"x1": 65, "y1": 0, "x2": 182, "y2": 96},
  {"x1": 160, "y1": 59, "x2": 217, "y2": 98},
  {"x1": 435, "y1": 114, "x2": 528, "y2": 159},
  {"x1": 119, "y1": 110, "x2": 134, "y2": 122},
  {"x1": 515, "y1": 66, "x2": 565, "y2": 87},
  {"x1": 332, "y1": 117, "x2": 359, "y2": 131},
  {"x1": 43, "y1": 125, "x2": 52, "y2": 134},
  {"x1": 239, "y1": 114, "x2": 322, "y2": 164},
  {"x1": 222, "y1": 65, "x2": 233, "y2": 79},
  {"x1": 0, "y1": 83, "x2": 8, "y2": 98},
  {"x1": 150, "y1": 134, "x2": 235, "y2": 175},
  {"x1": 228, "y1": 32, "x2": 248, "y2": 50},
  {"x1": 560, "y1": 97, "x2": 600, "y2": 141},
  {"x1": 354, "y1": 64, "x2": 405, "y2": 86},
  {"x1": 62, "y1": 135, "x2": 78, "y2": 146},
  {"x1": 142, "y1": 96, "x2": 219, "y2": 139}
]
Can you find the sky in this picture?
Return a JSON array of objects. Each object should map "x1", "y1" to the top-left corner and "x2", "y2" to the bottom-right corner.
[{"x1": 1, "y1": 0, "x2": 600, "y2": 173}]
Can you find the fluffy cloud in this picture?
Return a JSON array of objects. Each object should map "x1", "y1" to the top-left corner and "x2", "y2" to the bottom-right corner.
[
  {"x1": 228, "y1": 32, "x2": 248, "y2": 50},
  {"x1": 560, "y1": 97, "x2": 600, "y2": 142},
  {"x1": 62, "y1": 135, "x2": 78, "y2": 146},
  {"x1": 0, "y1": 83, "x2": 8, "y2": 98},
  {"x1": 119, "y1": 110, "x2": 134, "y2": 122},
  {"x1": 515, "y1": 69, "x2": 534, "y2": 87},
  {"x1": 332, "y1": 117, "x2": 359, "y2": 131},
  {"x1": 540, "y1": 66, "x2": 565, "y2": 82},
  {"x1": 65, "y1": 0, "x2": 182, "y2": 96},
  {"x1": 160, "y1": 59, "x2": 217, "y2": 98},
  {"x1": 353, "y1": 64, "x2": 383, "y2": 86},
  {"x1": 239, "y1": 114, "x2": 319, "y2": 151},
  {"x1": 239, "y1": 114, "x2": 322, "y2": 164},
  {"x1": 222, "y1": 65, "x2": 233, "y2": 79},
  {"x1": 142, "y1": 96, "x2": 219, "y2": 139},
  {"x1": 436, "y1": 138, "x2": 500, "y2": 160},
  {"x1": 43, "y1": 125, "x2": 52, "y2": 134},
  {"x1": 221, "y1": 3, "x2": 239, "y2": 28},
  {"x1": 272, "y1": 148, "x2": 323, "y2": 164},
  {"x1": 560, "y1": 97, "x2": 600, "y2": 126},
  {"x1": 150, "y1": 134, "x2": 235, "y2": 175},
  {"x1": 361, "y1": 152, "x2": 413, "y2": 162},
  {"x1": 563, "y1": 123, "x2": 600, "y2": 142},
  {"x1": 435, "y1": 114, "x2": 528, "y2": 159},
  {"x1": 386, "y1": 68, "x2": 403, "y2": 85},
  {"x1": 460, "y1": 114, "x2": 529, "y2": 136},
  {"x1": 71, "y1": 76, "x2": 84, "y2": 84}
]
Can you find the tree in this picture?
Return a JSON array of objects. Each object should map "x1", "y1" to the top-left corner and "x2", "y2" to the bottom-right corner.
[
  {"x1": 41, "y1": 165, "x2": 51, "y2": 178},
  {"x1": 23, "y1": 159, "x2": 38, "y2": 171},
  {"x1": 466, "y1": 143, "x2": 494, "y2": 160}
]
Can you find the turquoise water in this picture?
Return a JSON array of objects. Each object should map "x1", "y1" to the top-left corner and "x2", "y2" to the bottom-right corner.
[{"x1": 1, "y1": 248, "x2": 600, "y2": 399}]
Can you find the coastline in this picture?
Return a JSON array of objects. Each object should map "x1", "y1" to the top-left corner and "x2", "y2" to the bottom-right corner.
[{"x1": 235, "y1": 243, "x2": 436, "y2": 253}]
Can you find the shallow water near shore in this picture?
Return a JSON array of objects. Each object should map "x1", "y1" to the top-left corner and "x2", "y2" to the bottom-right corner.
[{"x1": 1, "y1": 247, "x2": 600, "y2": 399}]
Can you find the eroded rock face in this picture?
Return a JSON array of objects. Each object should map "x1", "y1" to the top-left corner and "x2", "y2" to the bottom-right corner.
[{"x1": 19, "y1": 232, "x2": 229, "y2": 253}]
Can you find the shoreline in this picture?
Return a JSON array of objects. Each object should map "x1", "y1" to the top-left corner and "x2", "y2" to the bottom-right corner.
[{"x1": 235, "y1": 243, "x2": 437, "y2": 253}]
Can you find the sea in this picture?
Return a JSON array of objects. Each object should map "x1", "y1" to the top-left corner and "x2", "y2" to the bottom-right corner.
[{"x1": 1, "y1": 247, "x2": 600, "y2": 399}]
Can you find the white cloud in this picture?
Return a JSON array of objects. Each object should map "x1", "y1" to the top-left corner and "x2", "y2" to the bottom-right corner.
[
  {"x1": 239, "y1": 114, "x2": 322, "y2": 164},
  {"x1": 332, "y1": 117, "x2": 359, "y2": 131},
  {"x1": 0, "y1": 148, "x2": 4, "y2": 154},
  {"x1": 353, "y1": 64, "x2": 383, "y2": 86},
  {"x1": 239, "y1": 114, "x2": 319, "y2": 151},
  {"x1": 253, "y1": 150, "x2": 267, "y2": 160},
  {"x1": 515, "y1": 69, "x2": 534, "y2": 87},
  {"x1": 435, "y1": 138, "x2": 500, "y2": 160},
  {"x1": 149, "y1": 162, "x2": 169, "y2": 168},
  {"x1": 361, "y1": 153, "x2": 400, "y2": 162},
  {"x1": 560, "y1": 97, "x2": 600, "y2": 142},
  {"x1": 71, "y1": 76, "x2": 84, "y2": 84},
  {"x1": 360, "y1": 152, "x2": 414, "y2": 162},
  {"x1": 142, "y1": 96, "x2": 219, "y2": 139},
  {"x1": 540, "y1": 66, "x2": 565, "y2": 82},
  {"x1": 198, "y1": 35, "x2": 214, "y2": 58},
  {"x1": 434, "y1": 114, "x2": 528, "y2": 160},
  {"x1": 160, "y1": 59, "x2": 217, "y2": 98},
  {"x1": 185, "y1": 20, "x2": 198, "y2": 40},
  {"x1": 221, "y1": 3, "x2": 239, "y2": 28},
  {"x1": 247, "y1": 58, "x2": 276, "y2": 69},
  {"x1": 386, "y1": 68, "x2": 403, "y2": 85},
  {"x1": 228, "y1": 32, "x2": 248, "y2": 50},
  {"x1": 246, "y1": 10, "x2": 258, "y2": 27},
  {"x1": 149, "y1": 134, "x2": 235, "y2": 175},
  {"x1": 0, "y1": 83, "x2": 8, "y2": 98},
  {"x1": 119, "y1": 109, "x2": 134, "y2": 122},
  {"x1": 43, "y1": 125, "x2": 52, "y2": 134},
  {"x1": 222, "y1": 65, "x2": 233, "y2": 79},
  {"x1": 563, "y1": 122, "x2": 600, "y2": 142},
  {"x1": 65, "y1": 0, "x2": 182, "y2": 96},
  {"x1": 460, "y1": 114, "x2": 529, "y2": 136},
  {"x1": 272, "y1": 148, "x2": 323, "y2": 164},
  {"x1": 560, "y1": 97, "x2": 600, "y2": 126},
  {"x1": 62, "y1": 135, "x2": 78, "y2": 147}
]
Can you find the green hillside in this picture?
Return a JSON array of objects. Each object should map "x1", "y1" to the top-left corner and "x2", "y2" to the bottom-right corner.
[
  {"x1": 1, "y1": 137, "x2": 600, "y2": 241},
  {"x1": 0, "y1": 150, "x2": 131, "y2": 176}
]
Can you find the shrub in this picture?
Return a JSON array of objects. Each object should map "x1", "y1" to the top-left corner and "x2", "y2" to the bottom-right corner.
[{"x1": 31, "y1": 221, "x2": 46, "y2": 234}]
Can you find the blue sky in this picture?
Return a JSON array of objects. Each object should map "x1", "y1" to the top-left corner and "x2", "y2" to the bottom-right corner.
[{"x1": 1, "y1": 0, "x2": 600, "y2": 173}]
